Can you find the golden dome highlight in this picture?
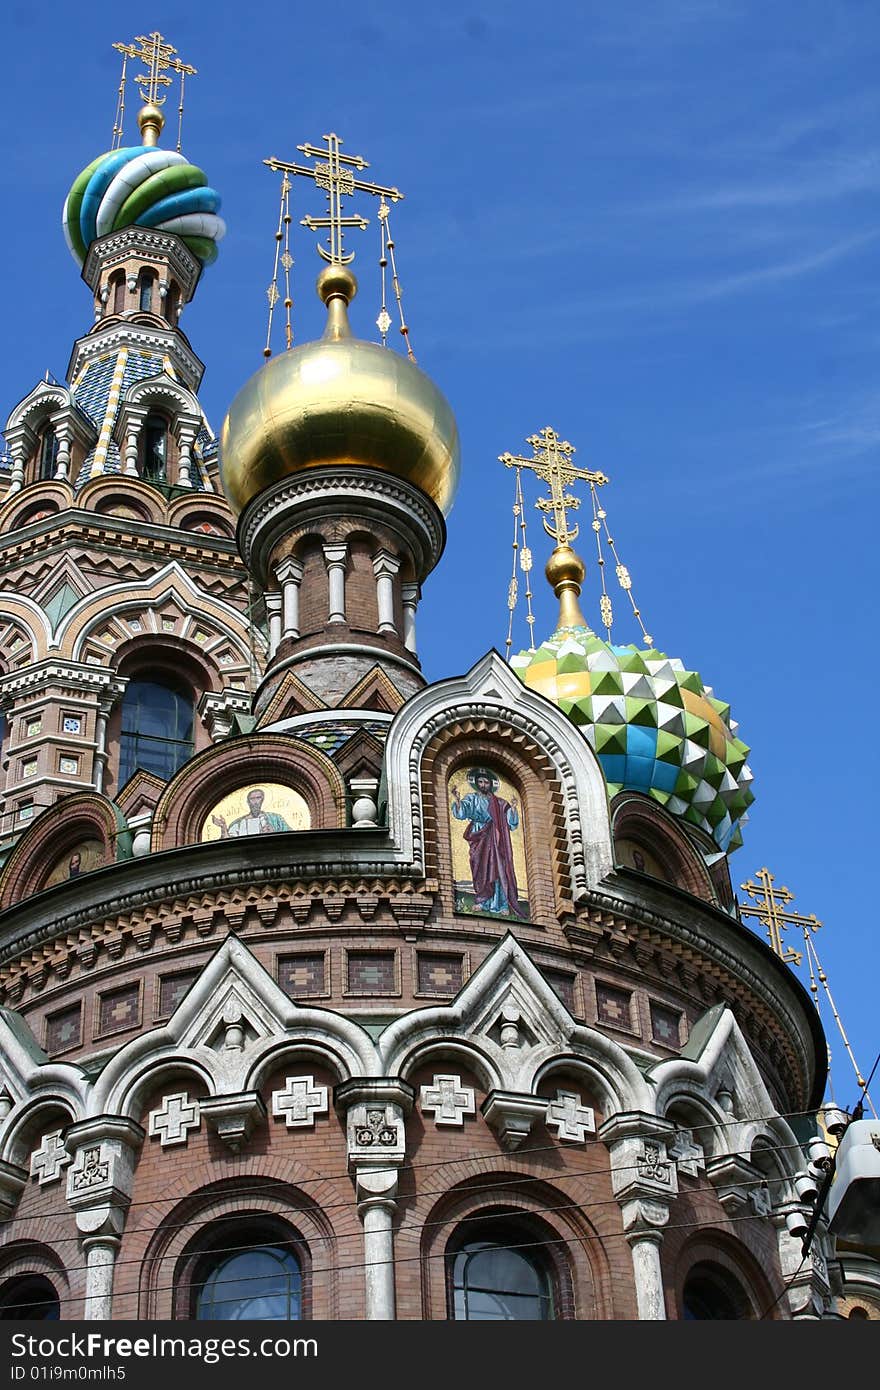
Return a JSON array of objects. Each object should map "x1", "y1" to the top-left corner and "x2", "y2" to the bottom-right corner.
[{"x1": 219, "y1": 269, "x2": 460, "y2": 517}]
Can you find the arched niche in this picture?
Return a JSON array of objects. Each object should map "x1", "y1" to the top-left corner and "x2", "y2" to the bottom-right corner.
[
  {"x1": 611, "y1": 792, "x2": 717, "y2": 902},
  {"x1": 0, "y1": 792, "x2": 129, "y2": 908}
]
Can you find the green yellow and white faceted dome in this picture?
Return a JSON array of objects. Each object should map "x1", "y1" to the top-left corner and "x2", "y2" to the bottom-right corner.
[{"x1": 511, "y1": 548, "x2": 754, "y2": 852}]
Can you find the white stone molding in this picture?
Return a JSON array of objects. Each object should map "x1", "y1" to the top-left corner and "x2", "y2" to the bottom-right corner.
[
  {"x1": 238, "y1": 468, "x2": 445, "y2": 589},
  {"x1": 30, "y1": 1130, "x2": 72, "y2": 1185},
  {"x1": 0, "y1": 1160, "x2": 28, "y2": 1221},
  {"x1": 381, "y1": 648, "x2": 614, "y2": 890},
  {"x1": 545, "y1": 1090, "x2": 596, "y2": 1144},
  {"x1": 148, "y1": 1092, "x2": 201, "y2": 1147},
  {"x1": 66, "y1": 320, "x2": 204, "y2": 397},
  {"x1": 272, "y1": 1076, "x2": 329, "y2": 1129},
  {"x1": 420, "y1": 1075, "x2": 476, "y2": 1127},
  {"x1": 198, "y1": 688, "x2": 253, "y2": 742},
  {"x1": 481, "y1": 1091, "x2": 547, "y2": 1150},
  {"x1": 200, "y1": 1092, "x2": 266, "y2": 1151}
]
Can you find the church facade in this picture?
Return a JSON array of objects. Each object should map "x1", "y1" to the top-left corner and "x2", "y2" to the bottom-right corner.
[{"x1": 0, "y1": 38, "x2": 869, "y2": 1323}]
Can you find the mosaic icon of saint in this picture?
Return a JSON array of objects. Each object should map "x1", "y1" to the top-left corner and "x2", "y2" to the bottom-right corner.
[
  {"x1": 212, "y1": 787, "x2": 293, "y2": 838},
  {"x1": 451, "y1": 768, "x2": 526, "y2": 918}
]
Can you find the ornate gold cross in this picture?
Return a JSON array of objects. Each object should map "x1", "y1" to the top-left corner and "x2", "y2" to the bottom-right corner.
[
  {"x1": 264, "y1": 134, "x2": 403, "y2": 265},
  {"x1": 499, "y1": 427, "x2": 609, "y2": 546},
  {"x1": 739, "y1": 867, "x2": 822, "y2": 965},
  {"x1": 113, "y1": 31, "x2": 196, "y2": 109}
]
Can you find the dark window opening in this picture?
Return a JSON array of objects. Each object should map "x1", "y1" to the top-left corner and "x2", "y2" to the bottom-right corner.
[
  {"x1": 166, "y1": 282, "x2": 180, "y2": 326},
  {"x1": 38, "y1": 427, "x2": 59, "y2": 481},
  {"x1": 142, "y1": 414, "x2": 168, "y2": 482},
  {"x1": 118, "y1": 677, "x2": 194, "y2": 787},
  {"x1": 138, "y1": 271, "x2": 156, "y2": 313},
  {"x1": 112, "y1": 274, "x2": 126, "y2": 314},
  {"x1": 0, "y1": 1276, "x2": 60, "y2": 1320},
  {"x1": 448, "y1": 1228, "x2": 554, "y2": 1321},
  {"x1": 682, "y1": 1262, "x2": 752, "y2": 1320}
]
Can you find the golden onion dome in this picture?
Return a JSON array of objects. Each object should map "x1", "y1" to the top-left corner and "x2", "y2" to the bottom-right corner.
[{"x1": 219, "y1": 265, "x2": 460, "y2": 517}]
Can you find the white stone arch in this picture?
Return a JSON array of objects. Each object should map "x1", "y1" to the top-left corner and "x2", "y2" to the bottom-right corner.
[
  {"x1": 4, "y1": 382, "x2": 72, "y2": 437},
  {"x1": 392, "y1": 1037, "x2": 503, "y2": 1094},
  {"x1": 0, "y1": 593, "x2": 52, "y2": 662},
  {"x1": 380, "y1": 934, "x2": 650, "y2": 1111},
  {"x1": 121, "y1": 373, "x2": 201, "y2": 421},
  {"x1": 532, "y1": 1045, "x2": 651, "y2": 1119},
  {"x1": 57, "y1": 561, "x2": 257, "y2": 666},
  {"x1": 382, "y1": 649, "x2": 614, "y2": 893},
  {"x1": 657, "y1": 1085, "x2": 728, "y2": 1161},
  {"x1": 90, "y1": 936, "x2": 379, "y2": 1119}
]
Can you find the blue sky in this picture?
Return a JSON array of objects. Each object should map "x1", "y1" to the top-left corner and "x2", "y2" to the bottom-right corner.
[{"x1": 3, "y1": 0, "x2": 878, "y2": 1109}]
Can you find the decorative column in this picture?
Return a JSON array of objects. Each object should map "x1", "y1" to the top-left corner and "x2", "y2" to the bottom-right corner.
[
  {"x1": 53, "y1": 422, "x2": 71, "y2": 483},
  {"x1": 600, "y1": 1113, "x2": 677, "y2": 1320},
  {"x1": 123, "y1": 425, "x2": 139, "y2": 478},
  {"x1": 92, "y1": 679, "x2": 126, "y2": 794},
  {"x1": 177, "y1": 429, "x2": 196, "y2": 489},
  {"x1": 335, "y1": 1079, "x2": 414, "y2": 1320},
  {"x1": 276, "y1": 557, "x2": 304, "y2": 640},
  {"x1": 372, "y1": 550, "x2": 401, "y2": 635},
  {"x1": 400, "y1": 582, "x2": 420, "y2": 653},
  {"x1": 324, "y1": 544, "x2": 348, "y2": 624},
  {"x1": 7, "y1": 443, "x2": 26, "y2": 495},
  {"x1": 65, "y1": 1116, "x2": 144, "y2": 1320},
  {"x1": 265, "y1": 592, "x2": 283, "y2": 659}
]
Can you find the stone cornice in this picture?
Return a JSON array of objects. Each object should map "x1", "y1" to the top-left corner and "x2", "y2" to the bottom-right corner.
[
  {"x1": 0, "y1": 660, "x2": 125, "y2": 703},
  {"x1": 238, "y1": 467, "x2": 446, "y2": 586},
  {"x1": 67, "y1": 321, "x2": 204, "y2": 395},
  {"x1": 0, "y1": 511, "x2": 243, "y2": 580}
]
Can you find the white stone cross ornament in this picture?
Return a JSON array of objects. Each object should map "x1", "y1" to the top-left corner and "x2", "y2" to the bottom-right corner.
[
  {"x1": 420, "y1": 1075, "x2": 476, "y2": 1127},
  {"x1": 545, "y1": 1091, "x2": 595, "y2": 1144},
  {"x1": 669, "y1": 1127, "x2": 705, "y2": 1177},
  {"x1": 149, "y1": 1092, "x2": 201, "y2": 1147},
  {"x1": 30, "y1": 1130, "x2": 71, "y2": 1185},
  {"x1": 272, "y1": 1076, "x2": 329, "y2": 1129}
]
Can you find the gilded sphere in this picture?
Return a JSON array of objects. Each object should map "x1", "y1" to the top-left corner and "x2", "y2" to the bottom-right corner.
[
  {"x1": 545, "y1": 544, "x2": 586, "y2": 590},
  {"x1": 219, "y1": 315, "x2": 461, "y2": 517}
]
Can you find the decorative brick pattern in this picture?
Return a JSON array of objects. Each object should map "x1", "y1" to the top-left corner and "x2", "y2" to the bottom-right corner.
[
  {"x1": 650, "y1": 1001, "x2": 682, "y2": 1047},
  {"x1": 595, "y1": 981, "x2": 633, "y2": 1030},
  {"x1": 45, "y1": 1003, "x2": 82, "y2": 1054},
  {"x1": 416, "y1": 952, "x2": 463, "y2": 996},
  {"x1": 346, "y1": 951, "x2": 397, "y2": 995},
  {"x1": 278, "y1": 953, "x2": 326, "y2": 999},
  {"x1": 158, "y1": 971, "x2": 198, "y2": 1018},
  {"x1": 543, "y1": 968, "x2": 578, "y2": 1013},
  {"x1": 97, "y1": 982, "x2": 140, "y2": 1036}
]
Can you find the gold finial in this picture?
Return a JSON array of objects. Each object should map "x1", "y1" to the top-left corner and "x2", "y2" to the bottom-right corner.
[
  {"x1": 264, "y1": 134, "x2": 403, "y2": 270},
  {"x1": 500, "y1": 427, "x2": 609, "y2": 631},
  {"x1": 112, "y1": 31, "x2": 197, "y2": 149},
  {"x1": 739, "y1": 867, "x2": 821, "y2": 965}
]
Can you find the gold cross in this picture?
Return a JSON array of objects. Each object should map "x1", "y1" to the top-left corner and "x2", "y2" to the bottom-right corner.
[
  {"x1": 264, "y1": 134, "x2": 403, "y2": 266},
  {"x1": 499, "y1": 427, "x2": 609, "y2": 547},
  {"x1": 113, "y1": 31, "x2": 196, "y2": 108},
  {"x1": 739, "y1": 867, "x2": 822, "y2": 966}
]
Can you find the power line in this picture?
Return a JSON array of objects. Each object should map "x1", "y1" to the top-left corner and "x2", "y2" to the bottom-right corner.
[{"x1": 1, "y1": 1112, "x2": 823, "y2": 1234}]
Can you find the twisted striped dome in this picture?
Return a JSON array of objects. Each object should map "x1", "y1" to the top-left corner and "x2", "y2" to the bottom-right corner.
[{"x1": 63, "y1": 146, "x2": 225, "y2": 268}]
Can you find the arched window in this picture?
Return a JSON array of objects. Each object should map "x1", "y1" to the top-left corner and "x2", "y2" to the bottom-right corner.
[
  {"x1": 166, "y1": 282, "x2": 180, "y2": 326},
  {"x1": 118, "y1": 677, "x2": 194, "y2": 787},
  {"x1": 38, "y1": 426, "x2": 59, "y2": 481},
  {"x1": 194, "y1": 1245, "x2": 302, "y2": 1321},
  {"x1": 0, "y1": 1275, "x2": 60, "y2": 1320},
  {"x1": 138, "y1": 270, "x2": 156, "y2": 313},
  {"x1": 448, "y1": 1228, "x2": 554, "y2": 1321},
  {"x1": 141, "y1": 414, "x2": 168, "y2": 482},
  {"x1": 681, "y1": 1262, "x2": 753, "y2": 1320},
  {"x1": 112, "y1": 273, "x2": 126, "y2": 315}
]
